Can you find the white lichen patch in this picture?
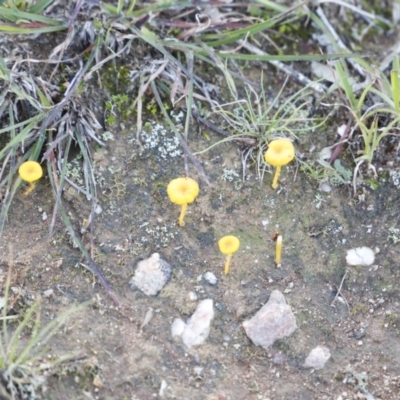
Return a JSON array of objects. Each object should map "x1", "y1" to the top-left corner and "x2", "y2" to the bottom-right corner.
[
  {"x1": 102, "y1": 131, "x2": 115, "y2": 141},
  {"x1": 388, "y1": 226, "x2": 400, "y2": 244},
  {"x1": 389, "y1": 169, "x2": 400, "y2": 188},
  {"x1": 63, "y1": 155, "x2": 84, "y2": 185},
  {"x1": 221, "y1": 166, "x2": 240, "y2": 182},
  {"x1": 139, "y1": 223, "x2": 179, "y2": 248},
  {"x1": 138, "y1": 121, "x2": 182, "y2": 159}
]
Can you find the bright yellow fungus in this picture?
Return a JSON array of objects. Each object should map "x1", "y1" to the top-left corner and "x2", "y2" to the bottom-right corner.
[
  {"x1": 167, "y1": 177, "x2": 199, "y2": 226},
  {"x1": 18, "y1": 161, "x2": 43, "y2": 195},
  {"x1": 218, "y1": 235, "x2": 240, "y2": 275},
  {"x1": 264, "y1": 139, "x2": 295, "y2": 189},
  {"x1": 275, "y1": 234, "x2": 282, "y2": 264}
]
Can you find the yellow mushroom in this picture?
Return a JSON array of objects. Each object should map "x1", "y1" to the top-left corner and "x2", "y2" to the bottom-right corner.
[
  {"x1": 264, "y1": 139, "x2": 295, "y2": 189},
  {"x1": 275, "y1": 234, "x2": 282, "y2": 264},
  {"x1": 218, "y1": 235, "x2": 240, "y2": 275},
  {"x1": 18, "y1": 161, "x2": 43, "y2": 195},
  {"x1": 167, "y1": 177, "x2": 199, "y2": 226}
]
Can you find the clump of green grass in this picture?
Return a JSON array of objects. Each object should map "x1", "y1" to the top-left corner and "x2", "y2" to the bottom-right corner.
[{"x1": 0, "y1": 246, "x2": 88, "y2": 399}]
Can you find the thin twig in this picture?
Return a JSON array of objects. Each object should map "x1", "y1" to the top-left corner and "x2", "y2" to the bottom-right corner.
[
  {"x1": 331, "y1": 269, "x2": 350, "y2": 313},
  {"x1": 315, "y1": 6, "x2": 365, "y2": 77}
]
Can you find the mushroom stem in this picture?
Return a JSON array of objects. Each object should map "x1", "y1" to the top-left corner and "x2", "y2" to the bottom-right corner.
[
  {"x1": 24, "y1": 182, "x2": 35, "y2": 196},
  {"x1": 275, "y1": 235, "x2": 282, "y2": 264},
  {"x1": 224, "y1": 254, "x2": 233, "y2": 275},
  {"x1": 272, "y1": 166, "x2": 282, "y2": 190},
  {"x1": 178, "y1": 203, "x2": 188, "y2": 226}
]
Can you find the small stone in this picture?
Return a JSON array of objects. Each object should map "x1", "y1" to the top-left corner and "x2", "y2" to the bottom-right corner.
[
  {"x1": 43, "y1": 289, "x2": 54, "y2": 298},
  {"x1": 242, "y1": 290, "x2": 297, "y2": 350},
  {"x1": 129, "y1": 253, "x2": 172, "y2": 296},
  {"x1": 92, "y1": 375, "x2": 104, "y2": 388},
  {"x1": 173, "y1": 299, "x2": 214, "y2": 348},
  {"x1": 171, "y1": 318, "x2": 186, "y2": 337},
  {"x1": 188, "y1": 291, "x2": 198, "y2": 301},
  {"x1": 159, "y1": 380, "x2": 167, "y2": 397},
  {"x1": 204, "y1": 272, "x2": 218, "y2": 285},
  {"x1": 42, "y1": 212, "x2": 48, "y2": 221},
  {"x1": 346, "y1": 247, "x2": 375, "y2": 267},
  {"x1": 303, "y1": 346, "x2": 331, "y2": 370},
  {"x1": 94, "y1": 204, "x2": 103, "y2": 214}
]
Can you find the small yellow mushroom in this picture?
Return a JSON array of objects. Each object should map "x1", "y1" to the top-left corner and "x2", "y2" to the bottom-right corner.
[
  {"x1": 264, "y1": 139, "x2": 295, "y2": 189},
  {"x1": 218, "y1": 235, "x2": 240, "y2": 275},
  {"x1": 167, "y1": 177, "x2": 199, "y2": 226},
  {"x1": 275, "y1": 234, "x2": 282, "y2": 264},
  {"x1": 18, "y1": 161, "x2": 43, "y2": 195}
]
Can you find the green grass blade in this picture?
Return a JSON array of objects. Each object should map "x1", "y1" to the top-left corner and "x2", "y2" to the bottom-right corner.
[
  {"x1": 334, "y1": 59, "x2": 357, "y2": 110},
  {"x1": 28, "y1": 0, "x2": 54, "y2": 14},
  {"x1": 0, "y1": 6, "x2": 63, "y2": 25},
  {"x1": 0, "y1": 23, "x2": 66, "y2": 34},
  {"x1": 14, "y1": 302, "x2": 88, "y2": 366},
  {"x1": 391, "y1": 65, "x2": 400, "y2": 113}
]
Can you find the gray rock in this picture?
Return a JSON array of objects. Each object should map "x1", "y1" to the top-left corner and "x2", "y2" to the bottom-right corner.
[
  {"x1": 242, "y1": 290, "x2": 297, "y2": 350},
  {"x1": 303, "y1": 345, "x2": 331, "y2": 370},
  {"x1": 130, "y1": 253, "x2": 172, "y2": 296}
]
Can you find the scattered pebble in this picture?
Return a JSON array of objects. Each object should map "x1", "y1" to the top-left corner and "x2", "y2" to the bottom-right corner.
[
  {"x1": 171, "y1": 318, "x2": 186, "y2": 338},
  {"x1": 92, "y1": 375, "x2": 104, "y2": 388},
  {"x1": 346, "y1": 247, "x2": 375, "y2": 267},
  {"x1": 42, "y1": 212, "x2": 48, "y2": 221},
  {"x1": 243, "y1": 290, "x2": 297, "y2": 350},
  {"x1": 303, "y1": 345, "x2": 331, "y2": 370},
  {"x1": 129, "y1": 253, "x2": 172, "y2": 296},
  {"x1": 43, "y1": 289, "x2": 53, "y2": 297},
  {"x1": 204, "y1": 271, "x2": 218, "y2": 285},
  {"x1": 172, "y1": 299, "x2": 214, "y2": 348},
  {"x1": 188, "y1": 291, "x2": 198, "y2": 301},
  {"x1": 159, "y1": 380, "x2": 167, "y2": 397},
  {"x1": 140, "y1": 307, "x2": 154, "y2": 330}
]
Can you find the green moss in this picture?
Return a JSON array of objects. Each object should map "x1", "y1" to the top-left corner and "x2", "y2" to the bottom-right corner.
[{"x1": 351, "y1": 303, "x2": 368, "y2": 316}]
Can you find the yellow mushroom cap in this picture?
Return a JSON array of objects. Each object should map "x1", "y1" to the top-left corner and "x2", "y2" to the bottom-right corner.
[
  {"x1": 167, "y1": 177, "x2": 199, "y2": 205},
  {"x1": 18, "y1": 161, "x2": 43, "y2": 183},
  {"x1": 218, "y1": 235, "x2": 240, "y2": 255},
  {"x1": 264, "y1": 139, "x2": 295, "y2": 167}
]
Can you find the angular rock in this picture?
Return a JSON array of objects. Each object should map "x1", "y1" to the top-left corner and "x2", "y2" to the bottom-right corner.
[
  {"x1": 303, "y1": 345, "x2": 331, "y2": 370},
  {"x1": 242, "y1": 290, "x2": 297, "y2": 350},
  {"x1": 130, "y1": 253, "x2": 172, "y2": 296},
  {"x1": 172, "y1": 299, "x2": 214, "y2": 348}
]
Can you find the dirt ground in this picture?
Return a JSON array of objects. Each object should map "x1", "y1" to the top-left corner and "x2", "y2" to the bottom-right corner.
[
  {"x1": 1, "y1": 3, "x2": 400, "y2": 400},
  {"x1": 2, "y1": 105, "x2": 400, "y2": 400}
]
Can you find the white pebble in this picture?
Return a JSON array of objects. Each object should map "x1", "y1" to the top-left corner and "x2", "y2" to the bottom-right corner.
[
  {"x1": 188, "y1": 291, "x2": 198, "y2": 301},
  {"x1": 346, "y1": 247, "x2": 375, "y2": 267},
  {"x1": 204, "y1": 272, "x2": 218, "y2": 285},
  {"x1": 171, "y1": 318, "x2": 185, "y2": 337},
  {"x1": 43, "y1": 289, "x2": 53, "y2": 297},
  {"x1": 42, "y1": 212, "x2": 48, "y2": 221}
]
